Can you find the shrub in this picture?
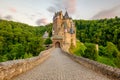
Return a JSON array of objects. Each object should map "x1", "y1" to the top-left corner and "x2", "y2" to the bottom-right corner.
[
  {"x1": 114, "y1": 53, "x2": 120, "y2": 68},
  {"x1": 97, "y1": 56, "x2": 116, "y2": 67},
  {"x1": 23, "y1": 53, "x2": 33, "y2": 59},
  {"x1": 99, "y1": 46, "x2": 106, "y2": 56},
  {"x1": 105, "y1": 42, "x2": 119, "y2": 58},
  {"x1": 0, "y1": 54, "x2": 8, "y2": 62},
  {"x1": 69, "y1": 41, "x2": 86, "y2": 56},
  {"x1": 84, "y1": 43, "x2": 98, "y2": 60},
  {"x1": 44, "y1": 38, "x2": 52, "y2": 45}
]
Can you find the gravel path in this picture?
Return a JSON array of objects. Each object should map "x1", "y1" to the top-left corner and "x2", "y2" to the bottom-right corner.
[{"x1": 13, "y1": 48, "x2": 110, "y2": 80}]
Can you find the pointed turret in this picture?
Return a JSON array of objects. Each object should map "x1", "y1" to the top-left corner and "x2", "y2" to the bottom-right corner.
[{"x1": 64, "y1": 11, "x2": 69, "y2": 19}]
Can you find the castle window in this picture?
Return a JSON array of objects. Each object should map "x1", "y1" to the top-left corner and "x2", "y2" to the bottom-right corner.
[{"x1": 64, "y1": 22, "x2": 67, "y2": 29}]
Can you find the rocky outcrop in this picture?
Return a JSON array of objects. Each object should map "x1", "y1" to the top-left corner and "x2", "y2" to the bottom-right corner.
[{"x1": 0, "y1": 48, "x2": 52, "y2": 80}]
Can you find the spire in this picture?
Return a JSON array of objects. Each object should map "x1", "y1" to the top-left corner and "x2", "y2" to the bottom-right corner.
[{"x1": 64, "y1": 11, "x2": 69, "y2": 19}]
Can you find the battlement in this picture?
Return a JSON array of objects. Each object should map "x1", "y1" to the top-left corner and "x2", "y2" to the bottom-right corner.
[{"x1": 53, "y1": 11, "x2": 72, "y2": 21}]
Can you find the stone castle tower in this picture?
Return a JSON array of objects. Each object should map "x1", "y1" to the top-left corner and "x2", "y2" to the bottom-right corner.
[{"x1": 52, "y1": 11, "x2": 76, "y2": 51}]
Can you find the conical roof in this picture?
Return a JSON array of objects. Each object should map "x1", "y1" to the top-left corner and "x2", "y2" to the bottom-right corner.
[{"x1": 64, "y1": 11, "x2": 69, "y2": 19}]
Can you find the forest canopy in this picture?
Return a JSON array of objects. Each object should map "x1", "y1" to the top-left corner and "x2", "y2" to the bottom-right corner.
[
  {"x1": 73, "y1": 16, "x2": 120, "y2": 68},
  {"x1": 74, "y1": 16, "x2": 120, "y2": 50},
  {"x1": 0, "y1": 16, "x2": 120, "y2": 68},
  {"x1": 0, "y1": 20, "x2": 52, "y2": 62}
]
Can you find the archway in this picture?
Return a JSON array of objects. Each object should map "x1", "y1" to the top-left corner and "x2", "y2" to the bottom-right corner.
[{"x1": 55, "y1": 42, "x2": 60, "y2": 48}]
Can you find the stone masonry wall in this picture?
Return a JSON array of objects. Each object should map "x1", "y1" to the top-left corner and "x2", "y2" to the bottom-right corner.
[
  {"x1": 0, "y1": 48, "x2": 53, "y2": 80},
  {"x1": 62, "y1": 50, "x2": 120, "y2": 80}
]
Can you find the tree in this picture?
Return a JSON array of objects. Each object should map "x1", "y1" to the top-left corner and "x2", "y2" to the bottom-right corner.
[
  {"x1": 84, "y1": 43, "x2": 98, "y2": 60},
  {"x1": 44, "y1": 38, "x2": 52, "y2": 45},
  {"x1": 106, "y1": 42, "x2": 119, "y2": 58},
  {"x1": 0, "y1": 20, "x2": 46, "y2": 62}
]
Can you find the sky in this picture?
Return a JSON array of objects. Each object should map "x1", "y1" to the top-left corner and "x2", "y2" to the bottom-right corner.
[{"x1": 0, "y1": 0, "x2": 120, "y2": 26}]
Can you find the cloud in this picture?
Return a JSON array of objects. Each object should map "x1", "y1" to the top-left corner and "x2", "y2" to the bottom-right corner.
[
  {"x1": 47, "y1": 6, "x2": 56, "y2": 13},
  {"x1": 92, "y1": 5, "x2": 120, "y2": 19},
  {"x1": 63, "y1": 0, "x2": 76, "y2": 14},
  {"x1": 31, "y1": 14, "x2": 35, "y2": 17},
  {"x1": 4, "y1": 15, "x2": 13, "y2": 20},
  {"x1": 47, "y1": 0, "x2": 77, "y2": 14},
  {"x1": 36, "y1": 18, "x2": 48, "y2": 25},
  {"x1": 9, "y1": 7, "x2": 17, "y2": 13}
]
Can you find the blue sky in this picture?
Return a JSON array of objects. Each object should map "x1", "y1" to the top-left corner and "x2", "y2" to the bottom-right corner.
[{"x1": 0, "y1": 0, "x2": 120, "y2": 26}]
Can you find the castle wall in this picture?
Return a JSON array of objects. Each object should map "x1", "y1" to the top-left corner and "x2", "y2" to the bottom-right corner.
[{"x1": 52, "y1": 11, "x2": 76, "y2": 50}]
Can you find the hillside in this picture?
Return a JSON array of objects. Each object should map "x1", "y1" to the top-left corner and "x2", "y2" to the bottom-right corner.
[
  {"x1": 0, "y1": 20, "x2": 52, "y2": 62},
  {"x1": 73, "y1": 17, "x2": 120, "y2": 68},
  {"x1": 74, "y1": 16, "x2": 120, "y2": 50},
  {"x1": 0, "y1": 17, "x2": 120, "y2": 68}
]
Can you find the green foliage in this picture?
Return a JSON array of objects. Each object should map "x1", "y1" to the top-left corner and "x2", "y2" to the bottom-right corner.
[
  {"x1": 0, "y1": 54, "x2": 8, "y2": 62},
  {"x1": 98, "y1": 42, "x2": 120, "y2": 68},
  {"x1": 99, "y1": 46, "x2": 106, "y2": 56},
  {"x1": 84, "y1": 43, "x2": 98, "y2": 60},
  {"x1": 97, "y1": 56, "x2": 117, "y2": 67},
  {"x1": 0, "y1": 20, "x2": 46, "y2": 62},
  {"x1": 74, "y1": 17, "x2": 120, "y2": 50},
  {"x1": 99, "y1": 42, "x2": 119, "y2": 58},
  {"x1": 70, "y1": 41, "x2": 86, "y2": 56},
  {"x1": 71, "y1": 41, "x2": 120, "y2": 68},
  {"x1": 114, "y1": 52, "x2": 120, "y2": 68},
  {"x1": 70, "y1": 41, "x2": 98, "y2": 61},
  {"x1": 35, "y1": 23, "x2": 52, "y2": 37},
  {"x1": 46, "y1": 24, "x2": 52, "y2": 37},
  {"x1": 8, "y1": 44, "x2": 25, "y2": 60},
  {"x1": 44, "y1": 38, "x2": 52, "y2": 45},
  {"x1": 106, "y1": 42, "x2": 119, "y2": 58},
  {"x1": 23, "y1": 53, "x2": 33, "y2": 59},
  {"x1": 74, "y1": 17, "x2": 120, "y2": 68}
]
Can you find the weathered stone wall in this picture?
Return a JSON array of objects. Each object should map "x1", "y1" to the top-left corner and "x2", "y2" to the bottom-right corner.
[
  {"x1": 0, "y1": 48, "x2": 52, "y2": 80},
  {"x1": 52, "y1": 11, "x2": 76, "y2": 50},
  {"x1": 62, "y1": 50, "x2": 120, "y2": 80}
]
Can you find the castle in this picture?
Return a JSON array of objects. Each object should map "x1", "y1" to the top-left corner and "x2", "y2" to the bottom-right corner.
[{"x1": 52, "y1": 11, "x2": 76, "y2": 51}]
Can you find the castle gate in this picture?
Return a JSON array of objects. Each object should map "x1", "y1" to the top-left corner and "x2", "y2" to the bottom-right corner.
[
  {"x1": 55, "y1": 42, "x2": 60, "y2": 48},
  {"x1": 52, "y1": 35, "x2": 63, "y2": 48}
]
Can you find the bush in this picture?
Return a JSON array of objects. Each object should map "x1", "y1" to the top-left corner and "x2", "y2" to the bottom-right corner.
[
  {"x1": 99, "y1": 46, "x2": 106, "y2": 56},
  {"x1": 69, "y1": 41, "x2": 86, "y2": 56},
  {"x1": 44, "y1": 38, "x2": 52, "y2": 45},
  {"x1": 98, "y1": 42, "x2": 120, "y2": 68},
  {"x1": 97, "y1": 56, "x2": 116, "y2": 67},
  {"x1": 105, "y1": 42, "x2": 119, "y2": 58},
  {"x1": 69, "y1": 41, "x2": 120, "y2": 68},
  {"x1": 114, "y1": 53, "x2": 120, "y2": 68},
  {"x1": 23, "y1": 53, "x2": 33, "y2": 59},
  {"x1": 0, "y1": 54, "x2": 8, "y2": 62},
  {"x1": 84, "y1": 43, "x2": 98, "y2": 60}
]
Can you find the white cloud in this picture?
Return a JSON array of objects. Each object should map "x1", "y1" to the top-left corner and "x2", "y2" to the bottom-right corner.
[{"x1": 92, "y1": 5, "x2": 120, "y2": 19}]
